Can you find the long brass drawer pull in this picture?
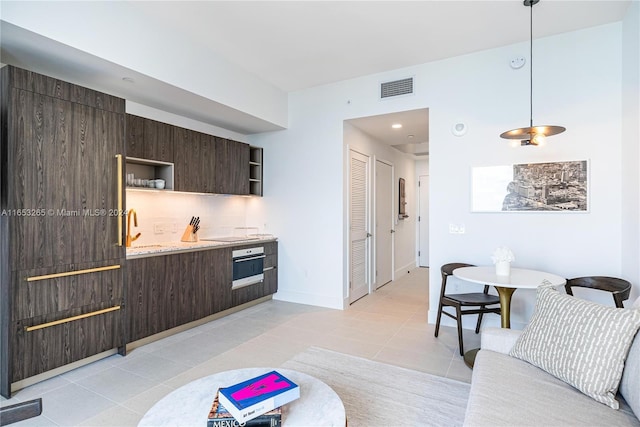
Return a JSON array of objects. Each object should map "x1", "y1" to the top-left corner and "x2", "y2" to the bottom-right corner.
[
  {"x1": 26, "y1": 265, "x2": 121, "y2": 282},
  {"x1": 25, "y1": 306, "x2": 121, "y2": 332},
  {"x1": 116, "y1": 153, "x2": 123, "y2": 246}
]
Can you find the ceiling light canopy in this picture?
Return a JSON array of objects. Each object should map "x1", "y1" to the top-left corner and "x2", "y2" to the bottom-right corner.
[{"x1": 500, "y1": 0, "x2": 565, "y2": 146}]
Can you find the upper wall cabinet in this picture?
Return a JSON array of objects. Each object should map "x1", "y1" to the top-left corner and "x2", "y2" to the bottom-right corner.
[
  {"x1": 174, "y1": 127, "x2": 216, "y2": 193},
  {"x1": 249, "y1": 146, "x2": 263, "y2": 196},
  {"x1": 125, "y1": 114, "x2": 259, "y2": 196},
  {"x1": 126, "y1": 114, "x2": 174, "y2": 162},
  {"x1": 215, "y1": 137, "x2": 250, "y2": 195}
]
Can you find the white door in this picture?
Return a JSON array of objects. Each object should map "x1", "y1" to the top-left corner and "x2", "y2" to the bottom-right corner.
[
  {"x1": 419, "y1": 175, "x2": 430, "y2": 267},
  {"x1": 349, "y1": 150, "x2": 371, "y2": 304},
  {"x1": 375, "y1": 160, "x2": 393, "y2": 288}
]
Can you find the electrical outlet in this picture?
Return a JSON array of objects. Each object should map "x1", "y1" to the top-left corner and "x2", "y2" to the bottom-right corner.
[{"x1": 154, "y1": 223, "x2": 164, "y2": 234}]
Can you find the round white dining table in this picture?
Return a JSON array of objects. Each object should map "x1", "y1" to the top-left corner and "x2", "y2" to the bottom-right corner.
[
  {"x1": 453, "y1": 266, "x2": 566, "y2": 329},
  {"x1": 453, "y1": 266, "x2": 566, "y2": 368}
]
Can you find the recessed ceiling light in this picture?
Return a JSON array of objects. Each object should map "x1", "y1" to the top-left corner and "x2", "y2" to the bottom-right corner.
[
  {"x1": 392, "y1": 123, "x2": 403, "y2": 129},
  {"x1": 407, "y1": 134, "x2": 415, "y2": 139},
  {"x1": 122, "y1": 77, "x2": 135, "y2": 83}
]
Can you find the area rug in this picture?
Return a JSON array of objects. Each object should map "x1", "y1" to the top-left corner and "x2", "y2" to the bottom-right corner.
[{"x1": 281, "y1": 347, "x2": 470, "y2": 427}]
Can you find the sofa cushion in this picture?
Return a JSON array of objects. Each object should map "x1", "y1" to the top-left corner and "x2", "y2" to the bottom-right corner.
[
  {"x1": 620, "y1": 296, "x2": 640, "y2": 419},
  {"x1": 509, "y1": 286, "x2": 640, "y2": 409},
  {"x1": 464, "y1": 350, "x2": 640, "y2": 427}
]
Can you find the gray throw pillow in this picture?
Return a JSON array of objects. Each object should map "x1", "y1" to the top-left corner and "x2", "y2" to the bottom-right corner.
[
  {"x1": 619, "y1": 296, "x2": 640, "y2": 418},
  {"x1": 510, "y1": 285, "x2": 640, "y2": 409}
]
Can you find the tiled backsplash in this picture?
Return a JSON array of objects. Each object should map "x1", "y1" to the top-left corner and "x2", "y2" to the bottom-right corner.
[{"x1": 125, "y1": 190, "x2": 249, "y2": 245}]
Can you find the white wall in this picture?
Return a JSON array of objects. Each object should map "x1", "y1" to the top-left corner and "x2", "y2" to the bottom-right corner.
[
  {"x1": 1, "y1": 1, "x2": 288, "y2": 128},
  {"x1": 621, "y1": 0, "x2": 640, "y2": 302},
  {"x1": 250, "y1": 23, "x2": 632, "y2": 326},
  {"x1": 343, "y1": 122, "x2": 417, "y2": 294}
]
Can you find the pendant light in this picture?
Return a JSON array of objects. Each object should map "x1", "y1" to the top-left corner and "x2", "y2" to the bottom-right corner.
[{"x1": 500, "y1": 0, "x2": 565, "y2": 146}]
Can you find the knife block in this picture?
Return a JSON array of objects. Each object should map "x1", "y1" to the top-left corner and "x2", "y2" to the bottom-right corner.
[{"x1": 180, "y1": 225, "x2": 198, "y2": 242}]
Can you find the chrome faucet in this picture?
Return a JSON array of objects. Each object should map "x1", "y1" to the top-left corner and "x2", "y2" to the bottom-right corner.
[{"x1": 126, "y1": 209, "x2": 141, "y2": 247}]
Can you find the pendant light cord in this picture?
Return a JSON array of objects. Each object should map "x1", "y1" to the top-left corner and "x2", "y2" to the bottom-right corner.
[{"x1": 530, "y1": 2, "x2": 533, "y2": 128}]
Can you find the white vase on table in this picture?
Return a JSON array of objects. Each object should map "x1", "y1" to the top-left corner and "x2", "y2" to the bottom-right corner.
[{"x1": 495, "y1": 260, "x2": 511, "y2": 276}]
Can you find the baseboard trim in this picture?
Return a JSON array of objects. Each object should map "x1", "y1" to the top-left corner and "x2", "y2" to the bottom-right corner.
[{"x1": 127, "y1": 295, "x2": 273, "y2": 352}]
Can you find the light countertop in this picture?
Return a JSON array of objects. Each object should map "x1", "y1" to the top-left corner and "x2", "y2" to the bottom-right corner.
[{"x1": 126, "y1": 235, "x2": 277, "y2": 259}]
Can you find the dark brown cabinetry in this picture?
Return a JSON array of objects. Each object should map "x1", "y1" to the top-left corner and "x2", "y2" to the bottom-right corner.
[
  {"x1": 127, "y1": 247, "x2": 233, "y2": 342},
  {"x1": 126, "y1": 241, "x2": 277, "y2": 344},
  {"x1": 11, "y1": 262, "x2": 124, "y2": 382},
  {"x1": 128, "y1": 116, "x2": 257, "y2": 196},
  {"x1": 8, "y1": 91, "x2": 123, "y2": 271},
  {"x1": 126, "y1": 114, "x2": 174, "y2": 162},
  {"x1": 0, "y1": 66, "x2": 126, "y2": 398},
  {"x1": 174, "y1": 127, "x2": 216, "y2": 193},
  {"x1": 215, "y1": 137, "x2": 250, "y2": 195}
]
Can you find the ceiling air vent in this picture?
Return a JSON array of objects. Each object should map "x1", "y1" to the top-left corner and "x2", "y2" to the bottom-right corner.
[{"x1": 380, "y1": 77, "x2": 414, "y2": 99}]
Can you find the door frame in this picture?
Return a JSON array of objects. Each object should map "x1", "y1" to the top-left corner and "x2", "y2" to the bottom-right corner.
[
  {"x1": 418, "y1": 174, "x2": 430, "y2": 267},
  {"x1": 374, "y1": 158, "x2": 395, "y2": 288}
]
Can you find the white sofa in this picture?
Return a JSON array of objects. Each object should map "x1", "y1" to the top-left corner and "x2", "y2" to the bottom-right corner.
[{"x1": 463, "y1": 326, "x2": 640, "y2": 426}]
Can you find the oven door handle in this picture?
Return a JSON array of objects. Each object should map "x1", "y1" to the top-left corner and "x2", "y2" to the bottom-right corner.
[{"x1": 233, "y1": 255, "x2": 266, "y2": 263}]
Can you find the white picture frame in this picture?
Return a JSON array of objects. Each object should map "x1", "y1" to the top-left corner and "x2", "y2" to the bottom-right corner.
[{"x1": 471, "y1": 160, "x2": 589, "y2": 212}]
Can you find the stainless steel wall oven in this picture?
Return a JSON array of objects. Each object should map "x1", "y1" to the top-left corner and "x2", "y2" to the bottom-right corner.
[{"x1": 232, "y1": 247, "x2": 265, "y2": 289}]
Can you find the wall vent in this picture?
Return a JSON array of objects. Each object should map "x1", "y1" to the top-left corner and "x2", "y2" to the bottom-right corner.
[{"x1": 380, "y1": 77, "x2": 414, "y2": 99}]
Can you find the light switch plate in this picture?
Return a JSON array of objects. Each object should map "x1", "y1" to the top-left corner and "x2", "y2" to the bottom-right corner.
[
  {"x1": 154, "y1": 223, "x2": 164, "y2": 234},
  {"x1": 449, "y1": 223, "x2": 466, "y2": 234}
]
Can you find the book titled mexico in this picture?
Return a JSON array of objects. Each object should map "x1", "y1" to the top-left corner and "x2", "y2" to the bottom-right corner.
[
  {"x1": 218, "y1": 370, "x2": 299, "y2": 424},
  {"x1": 207, "y1": 389, "x2": 282, "y2": 427}
]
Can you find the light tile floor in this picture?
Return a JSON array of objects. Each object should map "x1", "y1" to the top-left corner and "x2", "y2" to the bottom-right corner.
[{"x1": 1, "y1": 267, "x2": 481, "y2": 426}]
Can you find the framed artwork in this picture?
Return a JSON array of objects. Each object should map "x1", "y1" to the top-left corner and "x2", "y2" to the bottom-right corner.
[
  {"x1": 398, "y1": 178, "x2": 409, "y2": 219},
  {"x1": 471, "y1": 160, "x2": 588, "y2": 212}
]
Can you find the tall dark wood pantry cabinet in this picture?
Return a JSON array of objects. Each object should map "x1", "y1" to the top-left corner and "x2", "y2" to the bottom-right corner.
[{"x1": 0, "y1": 66, "x2": 126, "y2": 398}]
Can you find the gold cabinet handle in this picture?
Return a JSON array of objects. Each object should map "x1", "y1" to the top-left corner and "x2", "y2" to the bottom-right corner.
[
  {"x1": 25, "y1": 306, "x2": 121, "y2": 332},
  {"x1": 116, "y1": 154, "x2": 123, "y2": 246},
  {"x1": 26, "y1": 265, "x2": 121, "y2": 282}
]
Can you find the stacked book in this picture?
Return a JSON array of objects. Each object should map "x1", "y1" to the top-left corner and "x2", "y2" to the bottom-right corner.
[{"x1": 207, "y1": 370, "x2": 300, "y2": 427}]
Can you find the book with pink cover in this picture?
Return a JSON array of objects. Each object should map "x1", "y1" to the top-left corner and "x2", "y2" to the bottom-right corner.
[{"x1": 218, "y1": 370, "x2": 299, "y2": 423}]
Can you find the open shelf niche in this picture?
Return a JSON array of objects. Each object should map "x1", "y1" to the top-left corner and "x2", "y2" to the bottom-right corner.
[
  {"x1": 249, "y1": 146, "x2": 263, "y2": 196},
  {"x1": 126, "y1": 157, "x2": 175, "y2": 191}
]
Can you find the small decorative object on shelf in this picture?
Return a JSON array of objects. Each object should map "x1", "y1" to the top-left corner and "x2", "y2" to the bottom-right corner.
[
  {"x1": 218, "y1": 370, "x2": 299, "y2": 424},
  {"x1": 491, "y1": 246, "x2": 515, "y2": 276}
]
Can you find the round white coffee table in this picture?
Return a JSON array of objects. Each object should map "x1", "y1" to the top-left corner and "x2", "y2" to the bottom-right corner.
[{"x1": 138, "y1": 368, "x2": 346, "y2": 426}]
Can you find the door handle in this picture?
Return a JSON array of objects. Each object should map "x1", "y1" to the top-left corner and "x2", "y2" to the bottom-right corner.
[
  {"x1": 115, "y1": 154, "x2": 123, "y2": 246},
  {"x1": 390, "y1": 229, "x2": 395, "y2": 233},
  {"x1": 366, "y1": 232, "x2": 372, "y2": 237}
]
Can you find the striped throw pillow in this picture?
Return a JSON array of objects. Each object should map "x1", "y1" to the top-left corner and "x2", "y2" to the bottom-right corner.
[{"x1": 510, "y1": 285, "x2": 640, "y2": 409}]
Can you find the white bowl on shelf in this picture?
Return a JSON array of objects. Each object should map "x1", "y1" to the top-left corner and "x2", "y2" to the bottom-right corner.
[{"x1": 155, "y1": 179, "x2": 165, "y2": 189}]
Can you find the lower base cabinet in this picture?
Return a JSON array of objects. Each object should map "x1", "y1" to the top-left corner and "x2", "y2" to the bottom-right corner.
[
  {"x1": 126, "y1": 242, "x2": 277, "y2": 344},
  {"x1": 12, "y1": 305, "x2": 124, "y2": 382},
  {"x1": 9, "y1": 261, "x2": 125, "y2": 386}
]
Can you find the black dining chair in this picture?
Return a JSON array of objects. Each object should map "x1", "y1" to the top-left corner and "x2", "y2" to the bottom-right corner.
[
  {"x1": 435, "y1": 263, "x2": 501, "y2": 356},
  {"x1": 565, "y1": 276, "x2": 632, "y2": 308}
]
